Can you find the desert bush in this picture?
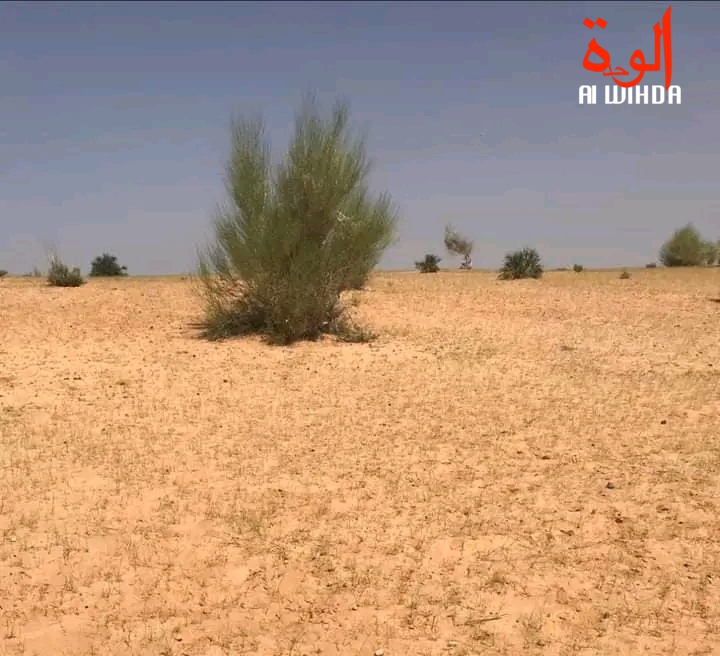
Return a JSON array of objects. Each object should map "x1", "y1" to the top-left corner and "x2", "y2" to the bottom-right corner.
[
  {"x1": 90, "y1": 253, "x2": 128, "y2": 277},
  {"x1": 47, "y1": 255, "x2": 84, "y2": 287},
  {"x1": 703, "y1": 241, "x2": 718, "y2": 266},
  {"x1": 196, "y1": 94, "x2": 398, "y2": 344},
  {"x1": 573, "y1": 264, "x2": 584, "y2": 272},
  {"x1": 415, "y1": 253, "x2": 441, "y2": 273},
  {"x1": 444, "y1": 224, "x2": 473, "y2": 269},
  {"x1": 619, "y1": 269, "x2": 631, "y2": 279},
  {"x1": 646, "y1": 262, "x2": 657, "y2": 268},
  {"x1": 498, "y1": 247, "x2": 543, "y2": 280},
  {"x1": 659, "y1": 224, "x2": 715, "y2": 267},
  {"x1": 0, "y1": 269, "x2": 7, "y2": 277}
]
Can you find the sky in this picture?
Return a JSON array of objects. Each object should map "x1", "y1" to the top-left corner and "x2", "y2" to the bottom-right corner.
[{"x1": 1, "y1": 0, "x2": 719, "y2": 274}]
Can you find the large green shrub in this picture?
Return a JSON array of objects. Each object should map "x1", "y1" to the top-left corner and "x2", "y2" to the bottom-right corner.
[
  {"x1": 90, "y1": 253, "x2": 128, "y2": 277},
  {"x1": 196, "y1": 95, "x2": 398, "y2": 344},
  {"x1": 659, "y1": 224, "x2": 715, "y2": 267},
  {"x1": 415, "y1": 254, "x2": 441, "y2": 273},
  {"x1": 498, "y1": 247, "x2": 543, "y2": 280}
]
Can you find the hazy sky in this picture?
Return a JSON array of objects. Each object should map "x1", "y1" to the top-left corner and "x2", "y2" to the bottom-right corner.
[{"x1": 1, "y1": 1, "x2": 719, "y2": 274}]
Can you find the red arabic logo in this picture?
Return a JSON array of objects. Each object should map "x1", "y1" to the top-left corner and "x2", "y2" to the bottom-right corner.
[{"x1": 582, "y1": 6, "x2": 673, "y2": 89}]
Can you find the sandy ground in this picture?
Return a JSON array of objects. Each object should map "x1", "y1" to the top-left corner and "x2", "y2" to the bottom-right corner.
[{"x1": 1, "y1": 269, "x2": 719, "y2": 656}]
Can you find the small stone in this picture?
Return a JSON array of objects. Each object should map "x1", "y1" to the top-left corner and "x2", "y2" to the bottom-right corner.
[
  {"x1": 352, "y1": 604, "x2": 358, "y2": 610},
  {"x1": 374, "y1": 650, "x2": 384, "y2": 656},
  {"x1": 606, "y1": 481, "x2": 615, "y2": 489},
  {"x1": 660, "y1": 419, "x2": 667, "y2": 424}
]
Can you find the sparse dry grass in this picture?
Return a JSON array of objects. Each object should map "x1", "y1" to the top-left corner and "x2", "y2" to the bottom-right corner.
[{"x1": 1, "y1": 268, "x2": 719, "y2": 655}]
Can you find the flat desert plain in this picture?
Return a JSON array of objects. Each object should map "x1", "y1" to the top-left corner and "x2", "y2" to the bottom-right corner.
[{"x1": 1, "y1": 269, "x2": 719, "y2": 656}]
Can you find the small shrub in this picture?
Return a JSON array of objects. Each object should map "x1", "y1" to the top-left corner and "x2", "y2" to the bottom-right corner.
[
  {"x1": 619, "y1": 269, "x2": 631, "y2": 279},
  {"x1": 498, "y1": 247, "x2": 543, "y2": 280},
  {"x1": 573, "y1": 264, "x2": 584, "y2": 273},
  {"x1": 444, "y1": 224, "x2": 473, "y2": 269},
  {"x1": 90, "y1": 253, "x2": 128, "y2": 277},
  {"x1": 645, "y1": 262, "x2": 657, "y2": 268},
  {"x1": 0, "y1": 269, "x2": 7, "y2": 278},
  {"x1": 47, "y1": 256, "x2": 84, "y2": 287},
  {"x1": 415, "y1": 253, "x2": 441, "y2": 273}
]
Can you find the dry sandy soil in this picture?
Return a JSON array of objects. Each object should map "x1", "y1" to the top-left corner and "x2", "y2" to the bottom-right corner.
[{"x1": 1, "y1": 269, "x2": 719, "y2": 656}]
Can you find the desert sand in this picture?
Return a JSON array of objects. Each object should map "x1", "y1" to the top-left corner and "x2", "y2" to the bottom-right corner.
[{"x1": 1, "y1": 268, "x2": 719, "y2": 655}]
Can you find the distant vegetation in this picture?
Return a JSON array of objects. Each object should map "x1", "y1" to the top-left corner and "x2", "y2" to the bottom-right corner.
[
  {"x1": 415, "y1": 254, "x2": 441, "y2": 273},
  {"x1": 90, "y1": 253, "x2": 128, "y2": 277},
  {"x1": 659, "y1": 224, "x2": 717, "y2": 267},
  {"x1": 408, "y1": 222, "x2": 719, "y2": 277},
  {"x1": 498, "y1": 247, "x2": 543, "y2": 280},
  {"x1": 8, "y1": 186, "x2": 719, "y2": 329},
  {"x1": 444, "y1": 225, "x2": 473, "y2": 269},
  {"x1": 47, "y1": 254, "x2": 84, "y2": 288}
]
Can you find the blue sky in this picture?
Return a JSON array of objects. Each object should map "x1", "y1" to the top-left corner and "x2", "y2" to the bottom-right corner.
[{"x1": 1, "y1": 0, "x2": 719, "y2": 274}]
